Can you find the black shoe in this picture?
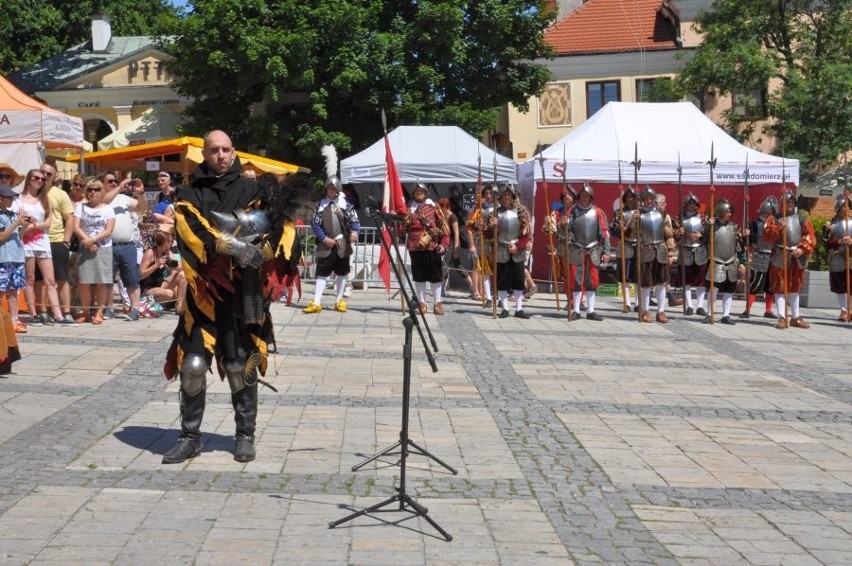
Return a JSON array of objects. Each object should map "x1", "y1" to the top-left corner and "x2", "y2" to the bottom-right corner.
[
  {"x1": 720, "y1": 316, "x2": 735, "y2": 325},
  {"x1": 703, "y1": 315, "x2": 713, "y2": 324},
  {"x1": 649, "y1": 299, "x2": 657, "y2": 307},
  {"x1": 633, "y1": 305, "x2": 640, "y2": 312},
  {"x1": 685, "y1": 307, "x2": 694, "y2": 316},
  {"x1": 696, "y1": 308, "x2": 707, "y2": 316},
  {"x1": 162, "y1": 437, "x2": 203, "y2": 464},
  {"x1": 499, "y1": 309, "x2": 510, "y2": 318},
  {"x1": 764, "y1": 312, "x2": 776, "y2": 319},
  {"x1": 484, "y1": 299, "x2": 493, "y2": 309},
  {"x1": 586, "y1": 312, "x2": 603, "y2": 321},
  {"x1": 234, "y1": 435, "x2": 256, "y2": 463},
  {"x1": 738, "y1": 311, "x2": 750, "y2": 319},
  {"x1": 569, "y1": 311, "x2": 581, "y2": 321},
  {"x1": 514, "y1": 310, "x2": 530, "y2": 319}
]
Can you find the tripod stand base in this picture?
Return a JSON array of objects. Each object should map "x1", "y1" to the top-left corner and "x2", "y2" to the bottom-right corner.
[
  {"x1": 328, "y1": 491, "x2": 453, "y2": 541},
  {"x1": 351, "y1": 439, "x2": 458, "y2": 475}
]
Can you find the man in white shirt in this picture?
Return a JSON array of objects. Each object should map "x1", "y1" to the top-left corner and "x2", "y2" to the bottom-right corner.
[{"x1": 101, "y1": 172, "x2": 144, "y2": 321}]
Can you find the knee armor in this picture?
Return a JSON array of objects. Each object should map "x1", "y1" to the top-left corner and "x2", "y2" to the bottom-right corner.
[
  {"x1": 180, "y1": 354, "x2": 208, "y2": 396},
  {"x1": 224, "y1": 354, "x2": 261, "y2": 393}
]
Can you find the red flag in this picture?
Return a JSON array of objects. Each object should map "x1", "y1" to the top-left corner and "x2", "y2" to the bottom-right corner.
[{"x1": 378, "y1": 133, "x2": 406, "y2": 294}]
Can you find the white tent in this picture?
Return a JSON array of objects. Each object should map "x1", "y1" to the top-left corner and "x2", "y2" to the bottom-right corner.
[
  {"x1": 520, "y1": 101, "x2": 798, "y2": 186},
  {"x1": 0, "y1": 74, "x2": 84, "y2": 186},
  {"x1": 97, "y1": 106, "x2": 183, "y2": 151},
  {"x1": 341, "y1": 125, "x2": 517, "y2": 184}
]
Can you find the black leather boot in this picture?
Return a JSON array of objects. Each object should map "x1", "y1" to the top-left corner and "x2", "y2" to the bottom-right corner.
[
  {"x1": 162, "y1": 389, "x2": 205, "y2": 464},
  {"x1": 232, "y1": 384, "x2": 258, "y2": 462}
]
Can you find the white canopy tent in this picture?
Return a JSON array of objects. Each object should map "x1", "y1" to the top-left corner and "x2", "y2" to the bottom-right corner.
[
  {"x1": 519, "y1": 101, "x2": 798, "y2": 186},
  {"x1": 97, "y1": 105, "x2": 183, "y2": 151},
  {"x1": 341, "y1": 125, "x2": 517, "y2": 184},
  {"x1": 0, "y1": 74, "x2": 84, "y2": 187}
]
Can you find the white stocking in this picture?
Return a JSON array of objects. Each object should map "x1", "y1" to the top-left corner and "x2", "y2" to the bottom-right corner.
[
  {"x1": 499, "y1": 290, "x2": 509, "y2": 310},
  {"x1": 335, "y1": 276, "x2": 347, "y2": 301},
  {"x1": 641, "y1": 288, "x2": 651, "y2": 311},
  {"x1": 415, "y1": 281, "x2": 427, "y2": 304},
  {"x1": 572, "y1": 291, "x2": 582, "y2": 313},
  {"x1": 514, "y1": 291, "x2": 524, "y2": 311},
  {"x1": 313, "y1": 277, "x2": 328, "y2": 303},
  {"x1": 433, "y1": 282, "x2": 443, "y2": 304},
  {"x1": 775, "y1": 295, "x2": 786, "y2": 319},
  {"x1": 587, "y1": 290, "x2": 596, "y2": 313},
  {"x1": 656, "y1": 286, "x2": 666, "y2": 313},
  {"x1": 791, "y1": 293, "x2": 800, "y2": 318},
  {"x1": 696, "y1": 286, "x2": 706, "y2": 309},
  {"x1": 684, "y1": 286, "x2": 695, "y2": 309},
  {"x1": 483, "y1": 277, "x2": 492, "y2": 300},
  {"x1": 722, "y1": 293, "x2": 733, "y2": 317}
]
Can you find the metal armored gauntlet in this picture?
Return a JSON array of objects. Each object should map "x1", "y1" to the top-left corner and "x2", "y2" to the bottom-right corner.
[{"x1": 216, "y1": 232, "x2": 265, "y2": 269}]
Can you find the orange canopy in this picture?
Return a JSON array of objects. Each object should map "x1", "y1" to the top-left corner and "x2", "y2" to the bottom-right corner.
[{"x1": 0, "y1": 74, "x2": 85, "y2": 149}]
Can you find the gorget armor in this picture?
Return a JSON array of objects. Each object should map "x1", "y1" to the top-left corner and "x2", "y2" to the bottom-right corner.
[{"x1": 571, "y1": 206, "x2": 599, "y2": 249}]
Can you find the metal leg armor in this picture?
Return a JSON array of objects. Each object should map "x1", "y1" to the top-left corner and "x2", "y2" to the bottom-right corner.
[
  {"x1": 224, "y1": 358, "x2": 258, "y2": 462},
  {"x1": 162, "y1": 354, "x2": 208, "y2": 464}
]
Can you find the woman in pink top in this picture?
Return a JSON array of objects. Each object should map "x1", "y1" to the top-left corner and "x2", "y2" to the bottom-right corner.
[{"x1": 15, "y1": 169, "x2": 65, "y2": 325}]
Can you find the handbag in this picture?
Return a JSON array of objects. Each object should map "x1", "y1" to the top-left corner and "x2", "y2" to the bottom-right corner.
[{"x1": 68, "y1": 235, "x2": 80, "y2": 253}]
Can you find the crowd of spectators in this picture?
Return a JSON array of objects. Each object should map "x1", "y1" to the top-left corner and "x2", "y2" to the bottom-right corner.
[{"x1": 0, "y1": 161, "x2": 186, "y2": 332}]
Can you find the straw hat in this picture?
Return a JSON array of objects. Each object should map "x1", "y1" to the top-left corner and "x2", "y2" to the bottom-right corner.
[{"x1": 0, "y1": 163, "x2": 23, "y2": 187}]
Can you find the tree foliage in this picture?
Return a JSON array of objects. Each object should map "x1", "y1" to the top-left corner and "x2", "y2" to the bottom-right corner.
[
  {"x1": 161, "y1": 0, "x2": 554, "y2": 169},
  {"x1": 677, "y1": 0, "x2": 852, "y2": 173},
  {"x1": 0, "y1": 1, "x2": 181, "y2": 75}
]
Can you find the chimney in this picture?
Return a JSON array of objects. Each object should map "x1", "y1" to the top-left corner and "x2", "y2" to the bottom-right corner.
[{"x1": 91, "y1": 14, "x2": 112, "y2": 52}]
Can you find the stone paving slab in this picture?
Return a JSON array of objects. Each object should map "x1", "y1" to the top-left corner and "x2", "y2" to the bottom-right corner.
[{"x1": 1, "y1": 289, "x2": 851, "y2": 564}]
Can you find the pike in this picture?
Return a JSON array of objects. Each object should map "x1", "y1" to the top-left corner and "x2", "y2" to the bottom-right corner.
[
  {"x1": 845, "y1": 154, "x2": 851, "y2": 322},
  {"x1": 781, "y1": 156, "x2": 789, "y2": 327},
  {"x1": 742, "y1": 155, "x2": 751, "y2": 310},
  {"x1": 560, "y1": 145, "x2": 574, "y2": 320},
  {"x1": 537, "y1": 145, "x2": 561, "y2": 311},
  {"x1": 617, "y1": 149, "x2": 629, "y2": 313},
  {"x1": 706, "y1": 142, "x2": 717, "y2": 324},
  {"x1": 474, "y1": 146, "x2": 487, "y2": 307},
  {"x1": 491, "y1": 144, "x2": 499, "y2": 319},
  {"x1": 630, "y1": 142, "x2": 642, "y2": 322},
  {"x1": 677, "y1": 152, "x2": 687, "y2": 315}
]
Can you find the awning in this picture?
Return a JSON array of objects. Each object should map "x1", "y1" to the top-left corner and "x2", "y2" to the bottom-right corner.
[{"x1": 67, "y1": 136, "x2": 310, "y2": 176}]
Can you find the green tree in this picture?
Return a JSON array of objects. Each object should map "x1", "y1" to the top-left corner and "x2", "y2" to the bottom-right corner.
[
  {"x1": 677, "y1": 0, "x2": 852, "y2": 172},
  {"x1": 0, "y1": 1, "x2": 181, "y2": 75},
  {"x1": 161, "y1": 0, "x2": 554, "y2": 169}
]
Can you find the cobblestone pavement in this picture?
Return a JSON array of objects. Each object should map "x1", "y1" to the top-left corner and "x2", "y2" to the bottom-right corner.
[{"x1": 0, "y1": 288, "x2": 850, "y2": 565}]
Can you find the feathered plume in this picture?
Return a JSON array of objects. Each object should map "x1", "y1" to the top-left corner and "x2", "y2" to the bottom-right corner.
[{"x1": 321, "y1": 145, "x2": 338, "y2": 179}]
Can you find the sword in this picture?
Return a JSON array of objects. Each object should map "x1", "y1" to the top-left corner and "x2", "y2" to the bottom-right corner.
[
  {"x1": 631, "y1": 142, "x2": 642, "y2": 322},
  {"x1": 706, "y1": 142, "x2": 717, "y2": 324},
  {"x1": 537, "y1": 145, "x2": 561, "y2": 311},
  {"x1": 677, "y1": 152, "x2": 687, "y2": 315}
]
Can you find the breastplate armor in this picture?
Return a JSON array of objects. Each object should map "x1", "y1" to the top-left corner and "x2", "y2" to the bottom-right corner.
[
  {"x1": 640, "y1": 209, "x2": 664, "y2": 244},
  {"x1": 498, "y1": 209, "x2": 520, "y2": 243},
  {"x1": 321, "y1": 204, "x2": 344, "y2": 239},
  {"x1": 621, "y1": 209, "x2": 637, "y2": 244},
  {"x1": 778, "y1": 215, "x2": 802, "y2": 250},
  {"x1": 832, "y1": 218, "x2": 852, "y2": 240},
  {"x1": 681, "y1": 215, "x2": 702, "y2": 248},
  {"x1": 571, "y1": 206, "x2": 599, "y2": 248},
  {"x1": 713, "y1": 223, "x2": 737, "y2": 261},
  {"x1": 755, "y1": 218, "x2": 772, "y2": 253}
]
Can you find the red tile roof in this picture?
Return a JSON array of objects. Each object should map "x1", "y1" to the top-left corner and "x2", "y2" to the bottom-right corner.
[{"x1": 545, "y1": 0, "x2": 681, "y2": 55}]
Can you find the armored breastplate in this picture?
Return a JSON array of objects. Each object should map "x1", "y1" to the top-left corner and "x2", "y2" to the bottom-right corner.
[
  {"x1": 572, "y1": 206, "x2": 599, "y2": 248},
  {"x1": 754, "y1": 219, "x2": 772, "y2": 253},
  {"x1": 832, "y1": 218, "x2": 852, "y2": 240},
  {"x1": 321, "y1": 204, "x2": 344, "y2": 239},
  {"x1": 498, "y1": 209, "x2": 520, "y2": 243},
  {"x1": 681, "y1": 214, "x2": 702, "y2": 248},
  {"x1": 640, "y1": 209, "x2": 664, "y2": 244},
  {"x1": 714, "y1": 223, "x2": 737, "y2": 261},
  {"x1": 778, "y1": 215, "x2": 802, "y2": 249},
  {"x1": 621, "y1": 209, "x2": 637, "y2": 243},
  {"x1": 482, "y1": 202, "x2": 495, "y2": 218}
]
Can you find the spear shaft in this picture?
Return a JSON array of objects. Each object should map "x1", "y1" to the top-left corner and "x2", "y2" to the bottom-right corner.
[
  {"x1": 562, "y1": 144, "x2": 572, "y2": 321},
  {"x1": 677, "y1": 153, "x2": 687, "y2": 315},
  {"x1": 781, "y1": 157, "x2": 789, "y2": 326},
  {"x1": 743, "y1": 155, "x2": 751, "y2": 309},
  {"x1": 538, "y1": 147, "x2": 560, "y2": 311},
  {"x1": 618, "y1": 158, "x2": 628, "y2": 313},
  {"x1": 707, "y1": 143, "x2": 717, "y2": 324},
  {"x1": 631, "y1": 142, "x2": 642, "y2": 322}
]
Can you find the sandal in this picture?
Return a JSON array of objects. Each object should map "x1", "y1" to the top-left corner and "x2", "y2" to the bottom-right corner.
[{"x1": 470, "y1": 294, "x2": 483, "y2": 301}]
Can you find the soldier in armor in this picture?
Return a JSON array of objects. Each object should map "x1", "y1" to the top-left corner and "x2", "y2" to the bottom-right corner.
[
  {"x1": 565, "y1": 184, "x2": 610, "y2": 320},
  {"x1": 703, "y1": 199, "x2": 746, "y2": 324},
  {"x1": 740, "y1": 195, "x2": 778, "y2": 319},
  {"x1": 542, "y1": 187, "x2": 575, "y2": 310},
  {"x1": 763, "y1": 189, "x2": 816, "y2": 329},
  {"x1": 628, "y1": 186, "x2": 675, "y2": 322},
  {"x1": 466, "y1": 184, "x2": 496, "y2": 306},
  {"x1": 490, "y1": 183, "x2": 532, "y2": 318},
  {"x1": 823, "y1": 194, "x2": 852, "y2": 321},
  {"x1": 677, "y1": 193, "x2": 709, "y2": 316},
  {"x1": 404, "y1": 183, "x2": 450, "y2": 315},
  {"x1": 303, "y1": 149, "x2": 360, "y2": 314},
  {"x1": 611, "y1": 186, "x2": 639, "y2": 312},
  {"x1": 162, "y1": 130, "x2": 301, "y2": 464}
]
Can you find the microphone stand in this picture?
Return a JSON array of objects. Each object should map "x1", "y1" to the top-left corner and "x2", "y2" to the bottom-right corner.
[{"x1": 329, "y1": 207, "x2": 455, "y2": 542}]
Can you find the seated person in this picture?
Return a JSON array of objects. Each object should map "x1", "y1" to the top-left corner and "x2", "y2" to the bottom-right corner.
[{"x1": 138, "y1": 231, "x2": 185, "y2": 313}]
